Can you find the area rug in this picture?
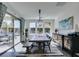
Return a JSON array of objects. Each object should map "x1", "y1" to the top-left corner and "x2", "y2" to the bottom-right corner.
[
  {"x1": 15, "y1": 42, "x2": 64, "y2": 57},
  {"x1": 1, "y1": 41, "x2": 64, "y2": 57}
]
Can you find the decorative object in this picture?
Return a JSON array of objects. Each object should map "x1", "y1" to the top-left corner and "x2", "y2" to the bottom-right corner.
[{"x1": 59, "y1": 16, "x2": 73, "y2": 30}]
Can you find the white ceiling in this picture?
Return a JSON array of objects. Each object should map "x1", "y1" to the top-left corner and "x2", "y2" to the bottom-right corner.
[{"x1": 3, "y1": 2, "x2": 68, "y2": 20}]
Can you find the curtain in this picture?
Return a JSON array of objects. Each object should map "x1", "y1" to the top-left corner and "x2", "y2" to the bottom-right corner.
[{"x1": 0, "y1": 3, "x2": 7, "y2": 28}]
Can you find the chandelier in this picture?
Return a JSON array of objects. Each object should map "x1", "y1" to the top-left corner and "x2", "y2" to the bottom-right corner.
[
  {"x1": 36, "y1": 9, "x2": 43, "y2": 27},
  {"x1": 38, "y1": 9, "x2": 42, "y2": 22}
]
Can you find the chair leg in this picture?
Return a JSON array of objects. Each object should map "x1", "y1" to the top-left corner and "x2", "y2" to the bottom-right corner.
[
  {"x1": 26, "y1": 47, "x2": 31, "y2": 54},
  {"x1": 31, "y1": 44, "x2": 33, "y2": 49},
  {"x1": 26, "y1": 47, "x2": 29, "y2": 53},
  {"x1": 48, "y1": 45, "x2": 51, "y2": 52}
]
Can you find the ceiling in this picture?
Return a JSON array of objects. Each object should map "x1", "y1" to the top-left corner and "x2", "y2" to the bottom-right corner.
[{"x1": 3, "y1": 2, "x2": 67, "y2": 20}]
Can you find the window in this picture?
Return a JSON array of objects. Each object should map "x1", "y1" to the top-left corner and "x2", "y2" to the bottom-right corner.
[
  {"x1": 37, "y1": 28, "x2": 43, "y2": 34},
  {"x1": 45, "y1": 28, "x2": 50, "y2": 33},
  {"x1": 30, "y1": 22, "x2": 36, "y2": 28},
  {"x1": 30, "y1": 28, "x2": 35, "y2": 33},
  {"x1": 29, "y1": 22, "x2": 36, "y2": 33},
  {"x1": 29, "y1": 21, "x2": 52, "y2": 34},
  {"x1": 1, "y1": 14, "x2": 13, "y2": 35},
  {"x1": 0, "y1": 13, "x2": 14, "y2": 52}
]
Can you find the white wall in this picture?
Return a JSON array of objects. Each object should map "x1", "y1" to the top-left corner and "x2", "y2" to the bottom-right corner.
[
  {"x1": 24, "y1": 19, "x2": 55, "y2": 37},
  {"x1": 54, "y1": 3, "x2": 79, "y2": 35}
]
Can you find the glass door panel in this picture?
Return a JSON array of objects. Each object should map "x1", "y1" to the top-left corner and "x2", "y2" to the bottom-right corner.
[
  {"x1": 14, "y1": 19, "x2": 20, "y2": 45},
  {"x1": 0, "y1": 14, "x2": 13, "y2": 53}
]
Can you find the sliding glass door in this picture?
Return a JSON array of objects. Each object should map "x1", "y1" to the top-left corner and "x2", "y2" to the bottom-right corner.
[
  {"x1": 0, "y1": 14, "x2": 14, "y2": 53},
  {"x1": 14, "y1": 19, "x2": 20, "y2": 45},
  {"x1": 0, "y1": 12, "x2": 21, "y2": 54}
]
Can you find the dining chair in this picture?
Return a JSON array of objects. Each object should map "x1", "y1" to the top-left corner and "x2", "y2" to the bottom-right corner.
[
  {"x1": 22, "y1": 38, "x2": 33, "y2": 53},
  {"x1": 45, "y1": 34, "x2": 52, "y2": 52}
]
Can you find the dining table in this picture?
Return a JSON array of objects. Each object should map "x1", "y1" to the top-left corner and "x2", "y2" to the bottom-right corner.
[{"x1": 29, "y1": 35, "x2": 50, "y2": 53}]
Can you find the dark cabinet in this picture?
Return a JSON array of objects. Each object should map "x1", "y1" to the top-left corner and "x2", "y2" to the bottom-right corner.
[
  {"x1": 53, "y1": 33, "x2": 79, "y2": 56},
  {"x1": 64, "y1": 36, "x2": 71, "y2": 50},
  {"x1": 71, "y1": 37, "x2": 79, "y2": 52}
]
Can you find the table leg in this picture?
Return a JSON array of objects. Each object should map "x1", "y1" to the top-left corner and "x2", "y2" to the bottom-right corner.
[
  {"x1": 26, "y1": 47, "x2": 30, "y2": 54},
  {"x1": 38, "y1": 42, "x2": 41, "y2": 49},
  {"x1": 37, "y1": 42, "x2": 45, "y2": 53},
  {"x1": 43, "y1": 42, "x2": 45, "y2": 53}
]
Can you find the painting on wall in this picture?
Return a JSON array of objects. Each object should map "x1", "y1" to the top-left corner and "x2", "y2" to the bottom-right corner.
[{"x1": 59, "y1": 16, "x2": 73, "y2": 30}]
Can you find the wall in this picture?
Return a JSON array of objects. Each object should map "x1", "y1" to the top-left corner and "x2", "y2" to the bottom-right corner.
[
  {"x1": 3, "y1": 2, "x2": 21, "y2": 18},
  {"x1": 54, "y1": 3, "x2": 79, "y2": 35},
  {"x1": 24, "y1": 19, "x2": 55, "y2": 37}
]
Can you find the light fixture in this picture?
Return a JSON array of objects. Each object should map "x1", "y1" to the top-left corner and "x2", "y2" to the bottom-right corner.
[
  {"x1": 56, "y1": 2, "x2": 66, "y2": 7},
  {"x1": 38, "y1": 9, "x2": 42, "y2": 22},
  {"x1": 36, "y1": 9, "x2": 43, "y2": 27}
]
